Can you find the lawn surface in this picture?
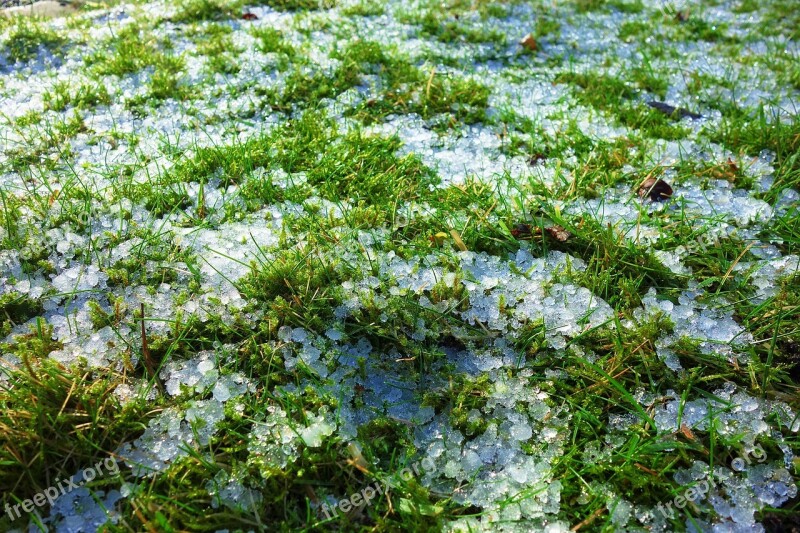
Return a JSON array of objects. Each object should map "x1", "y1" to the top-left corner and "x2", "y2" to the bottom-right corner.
[{"x1": 1, "y1": 0, "x2": 799, "y2": 531}]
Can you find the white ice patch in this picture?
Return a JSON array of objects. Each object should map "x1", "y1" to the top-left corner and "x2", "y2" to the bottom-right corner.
[
  {"x1": 175, "y1": 210, "x2": 281, "y2": 291},
  {"x1": 118, "y1": 352, "x2": 251, "y2": 476},
  {"x1": 636, "y1": 286, "x2": 753, "y2": 371},
  {"x1": 736, "y1": 255, "x2": 800, "y2": 304}
]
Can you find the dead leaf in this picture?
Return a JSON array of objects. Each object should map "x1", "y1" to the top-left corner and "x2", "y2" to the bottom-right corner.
[
  {"x1": 544, "y1": 225, "x2": 571, "y2": 242},
  {"x1": 429, "y1": 231, "x2": 449, "y2": 246},
  {"x1": 510, "y1": 223, "x2": 534, "y2": 239},
  {"x1": 242, "y1": 12, "x2": 258, "y2": 20},
  {"x1": 638, "y1": 178, "x2": 673, "y2": 202},
  {"x1": 520, "y1": 33, "x2": 537, "y2": 51},
  {"x1": 646, "y1": 100, "x2": 701, "y2": 120},
  {"x1": 679, "y1": 424, "x2": 697, "y2": 442}
]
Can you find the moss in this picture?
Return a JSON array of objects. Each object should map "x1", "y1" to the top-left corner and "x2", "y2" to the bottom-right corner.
[
  {"x1": 449, "y1": 374, "x2": 492, "y2": 438},
  {"x1": 238, "y1": 245, "x2": 348, "y2": 334}
]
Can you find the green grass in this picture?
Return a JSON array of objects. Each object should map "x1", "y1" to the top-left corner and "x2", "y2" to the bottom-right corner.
[
  {"x1": 555, "y1": 71, "x2": 690, "y2": 139},
  {"x1": 42, "y1": 79, "x2": 111, "y2": 112},
  {"x1": 253, "y1": 0, "x2": 336, "y2": 11},
  {"x1": 171, "y1": 0, "x2": 242, "y2": 22},
  {"x1": 341, "y1": 0, "x2": 384, "y2": 17},
  {"x1": 82, "y1": 24, "x2": 188, "y2": 106},
  {"x1": 709, "y1": 108, "x2": 800, "y2": 202},
  {"x1": 398, "y1": 9, "x2": 506, "y2": 44},
  {"x1": 86, "y1": 24, "x2": 161, "y2": 76},
  {"x1": 0, "y1": 323, "x2": 146, "y2": 507},
  {"x1": 1, "y1": 0, "x2": 799, "y2": 531},
  {"x1": 346, "y1": 51, "x2": 491, "y2": 127},
  {"x1": 0, "y1": 16, "x2": 67, "y2": 63},
  {"x1": 251, "y1": 26, "x2": 298, "y2": 70}
]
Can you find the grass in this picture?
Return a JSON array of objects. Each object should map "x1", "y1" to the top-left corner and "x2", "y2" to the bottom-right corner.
[
  {"x1": 170, "y1": 0, "x2": 243, "y2": 23},
  {"x1": 0, "y1": 323, "x2": 146, "y2": 507},
  {"x1": 84, "y1": 23, "x2": 190, "y2": 108},
  {"x1": 398, "y1": 9, "x2": 507, "y2": 44},
  {"x1": 0, "y1": 0, "x2": 799, "y2": 531},
  {"x1": 0, "y1": 16, "x2": 67, "y2": 64},
  {"x1": 191, "y1": 24, "x2": 242, "y2": 75},
  {"x1": 254, "y1": 0, "x2": 336, "y2": 11},
  {"x1": 554, "y1": 71, "x2": 691, "y2": 139},
  {"x1": 42, "y1": 79, "x2": 111, "y2": 112}
]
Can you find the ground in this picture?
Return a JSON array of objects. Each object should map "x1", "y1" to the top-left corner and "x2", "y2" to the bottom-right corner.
[{"x1": 0, "y1": 0, "x2": 799, "y2": 531}]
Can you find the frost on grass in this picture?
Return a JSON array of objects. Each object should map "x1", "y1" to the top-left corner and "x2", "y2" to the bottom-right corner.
[{"x1": 1, "y1": 0, "x2": 798, "y2": 530}]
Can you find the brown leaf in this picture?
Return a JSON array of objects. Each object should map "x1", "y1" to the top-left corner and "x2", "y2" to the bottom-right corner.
[
  {"x1": 544, "y1": 225, "x2": 571, "y2": 242},
  {"x1": 242, "y1": 12, "x2": 258, "y2": 20},
  {"x1": 638, "y1": 178, "x2": 673, "y2": 202},
  {"x1": 520, "y1": 33, "x2": 537, "y2": 51}
]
